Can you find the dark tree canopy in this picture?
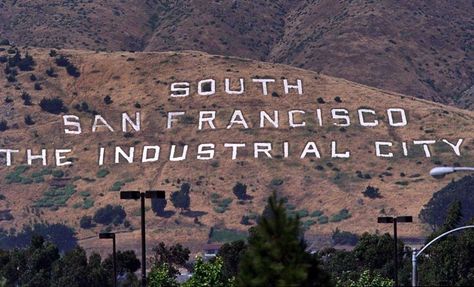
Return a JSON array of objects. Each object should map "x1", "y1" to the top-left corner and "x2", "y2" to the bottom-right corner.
[
  {"x1": 93, "y1": 205, "x2": 126, "y2": 226},
  {"x1": 362, "y1": 185, "x2": 381, "y2": 199},
  {"x1": 150, "y1": 242, "x2": 190, "y2": 276},
  {"x1": 217, "y1": 240, "x2": 247, "y2": 281},
  {"x1": 419, "y1": 176, "x2": 474, "y2": 229},
  {"x1": 0, "y1": 223, "x2": 77, "y2": 252},
  {"x1": 233, "y1": 182, "x2": 250, "y2": 200},
  {"x1": 237, "y1": 193, "x2": 333, "y2": 286},
  {"x1": 171, "y1": 183, "x2": 191, "y2": 211},
  {"x1": 39, "y1": 97, "x2": 67, "y2": 114}
]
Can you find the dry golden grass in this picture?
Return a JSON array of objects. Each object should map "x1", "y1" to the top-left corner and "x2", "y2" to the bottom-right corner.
[{"x1": 0, "y1": 48, "x2": 473, "y2": 254}]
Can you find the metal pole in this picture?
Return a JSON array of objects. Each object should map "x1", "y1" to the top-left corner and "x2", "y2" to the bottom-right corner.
[
  {"x1": 394, "y1": 219, "x2": 398, "y2": 287},
  {"x1": 141, "y1": 193, "x2": 146, "y2": 287},
  {"x1": 412, "y1": 249, "x2": 417, "y2": 287},
  {"x1": 113, "y1": 235, "x2": 117, "y2": 287}
]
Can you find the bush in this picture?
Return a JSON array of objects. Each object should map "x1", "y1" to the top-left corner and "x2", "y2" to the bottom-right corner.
[
  {"x1": 0, "y1": 39, "x2": 9, "y2": 45},
  {"x1": 270, "y1": 178, "x2": 284, "y2": 186},
  {"x1": 17, "y1": 53, "x2": 35, "y2": 71},
  {"x1": 32, "y1": 185, "x2": 77, "y2": 209},
  {"x1": 96, "y1": 169, "x2": 110, "y2": 178},
  {"x1": 52, "y1": 169, "x2": 65, "y2": 178},
  {"x1": 55, "y1": 55, "x2": 70, "y2": 67},
  {"x1": 171, "y1": 183, "x2": 191, "y2": 211},
  {"x1": 310, "y1": 210, "x2": 324, "y2": 217},
  {"x1": 363, "y1": 186, "x2": 382, "y2": 199},
  {"x1": 46, "y1": 67, "x2": 57, "y2": 77},
  {"x1": 233, "y1": 182, "x2": 248, "y2": 200},
  {"x1": 24, "y1": 115, "x2": 35, "y2": 125},
  {"x1": 93, "y1": 204, "x2": 126, "y2": 225},
  {"x1": 318, "y1": 216, "x2": 329, "y2": 224},
  {"x1": 330, "y1": 209, "x2": 352, "y2": 222},
  {"x1": 104, "y1": 95, "x2": 113, "y2": 105},
  {"x1": 80, "y1": 216, "x2": 93, "y2": 229},
  {"x1": 0, "y1": 120, "x2": 8, "y2": 131},
  {"x1": 66, "y1": 64, "x2": 80, "y2": 77},
  {"x1": 302, "y1": 219, "x2": 316, "y2": 230},
  {"x1": 332, "y1": 228, "x2": 359, "y2": 245},
  {"x1": 296, "y1": 209, "x2": 309, "y2": 218},
  {"x1": 6, "y1": 74, "x2": 16, "y2": 82},
  {"x1": 110, "y1": 181, "x2": 124, "y2": 191},
  {"x1": 83, "y1": 198, "x2": 94, "y2": 209},
  {"x1": 40, "y1": 97, "x2": 67, "y2": 114},
  {"x1": 240, "y1": 215, "x2": 251, "y2": 225},
  {"x1": 21, "y1": 91, "x2": 32, "y2": 105}
]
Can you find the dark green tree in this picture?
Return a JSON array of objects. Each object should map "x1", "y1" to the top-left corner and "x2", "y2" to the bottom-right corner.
[
  {"x1": 50, "y1": 246, "x2": 108, "y2": 287},
  {"x1": 151, "y1": 198, "x2": 167, "y2": 216},
  {"x1": 233, "y1": 182, "x2": 249, "y2": 200},
  {"x1": 17, "y1": 235, "x2": 60, "y2": 287},
  {"x1": 0, "y1": 120, "x2": 8, "y2": 132},
  {"x1": 39, "y1": 97, "x2": 67, "y2": 114},
  {"x1": 93, "y1": 205, "x2": 126, "y2": 225},
  {"x1": 171, "y1": 183, "x2": 191, "y2": 212},
  {"x1": 362, "y1": 186, "x2": 381, "y2": 199},
  {"x1": 237, "y1": 193, "x2": 333, "y2": 286},
  {"x1": 150, "y1": 242, "x2": 190, "y2": 276},
  {"x1": 102, "y1": 250, "x2": 140, "y2": 280},
  {"x1": 420, "y1": 176, "x2": 474, "y2": 229},
  {"x1": 218, "y1": 240, "x2": 247, "y2": 281},
  {"x1": 418, "y1": 200, "x2": 474, "y2": 286}
]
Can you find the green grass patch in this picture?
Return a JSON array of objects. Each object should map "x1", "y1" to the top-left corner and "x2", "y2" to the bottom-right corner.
[
  {"x1": 318, "y1": 215, "x2": 329, "y2": 224},
  {"x1": 270, "y1": 178, "x2": 284, "y2": 186},
  {"x1": 32, "y1": 184, "x2": 77, "y2": 209},
  {"x1": 79, "y1": 191, "x2": 91, "y2": 197},
  {"x1": 96, "y1": 169, "x2": 110, "y2": 178},
  {"x1": 209, "y1": 228, "x2": 247, "y2": 243},
  {"x1": 310, "y1": 210, "x2": 324, "y2": 217},
  {"x1": 303, "y1": 219, "x2": 317, "y2": 230},
  {"x1": 209, "y1": 193, "x2": 232, "y2": 213},
  {"x1": 82, "y1": 198, "x2": 94, "y2": 209},
  {"x1": 51, "y1": 169, "x2": 65, "y2": 178},
  {"x1": 329, "y1": 209, "x2": 352, "y2": 222},
  {"x1": 5, "y1": 165, "x2": 29, "y2": 184}
]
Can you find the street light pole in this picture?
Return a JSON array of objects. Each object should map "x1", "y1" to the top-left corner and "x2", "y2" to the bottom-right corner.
[
  {"x1": 99, "y1": 232, "x2": 117, "y2": 287},
  {"x1": 120, "y1": 190, "x2": 165, "y2": 287},
  {"x1": 140, "y1": 192, "x2": 146, "y2": 286},
  {"x1": 393, "y1": 218, "x2": 398, "y2": 286},
  {"x1": 378, "y1": 216, "x2": 413, "y2": 287}
]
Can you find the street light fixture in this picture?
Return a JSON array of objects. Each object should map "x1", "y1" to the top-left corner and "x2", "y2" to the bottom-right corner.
[
  {"x1": 378, "y1": 216, "x2": 413, "y2": 287},
  {"x1": 430, "y1": 166, "x2": 474, "y2": 179},
  {"x1": 99, "y1": 232, "x2": 117, "y2": 287},
  {"x1": 120, "y1": 190, "x2": 165, "y2": 287}
]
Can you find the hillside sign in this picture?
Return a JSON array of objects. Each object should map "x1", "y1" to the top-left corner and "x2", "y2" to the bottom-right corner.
[{"x1": 0, "y1": 78, "x2": 466, "y2": 167}]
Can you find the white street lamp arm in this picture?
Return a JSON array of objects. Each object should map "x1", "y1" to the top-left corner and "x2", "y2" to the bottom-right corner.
[
  {"x1": 416, "y1": 225, "x2": 474, "y2": 257},
  {"x1": 430, "y1": 166, "x2": 474, "y2": 178}
]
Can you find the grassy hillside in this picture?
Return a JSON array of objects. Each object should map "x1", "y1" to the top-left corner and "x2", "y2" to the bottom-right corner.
[{"x1": 0, "y1": 46, "x2": 473, "y2": 255}]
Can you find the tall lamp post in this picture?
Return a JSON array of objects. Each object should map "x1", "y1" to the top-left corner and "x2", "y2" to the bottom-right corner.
[
  {"x1": 411, "y1": 166, "x2": 474, "y2": 286},
  {"x1": 378, "y1": 215, "x2": 413, "y2": 287},
  {"x1": 120, "y1": 190, "x2": 165, "y2": 287},
  {"x1": 99, "y1": 232, "x2": 117, "y2": 287}
]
